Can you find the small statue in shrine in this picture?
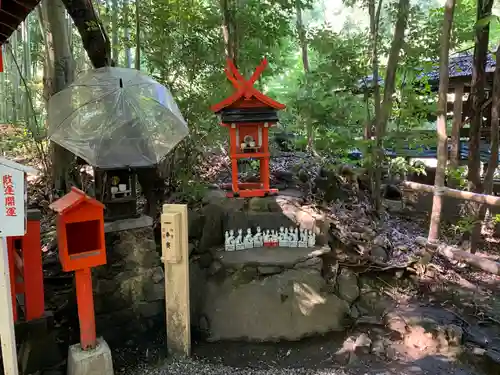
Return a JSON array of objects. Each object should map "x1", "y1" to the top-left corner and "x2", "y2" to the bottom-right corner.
[
  {"x1": 244, "y1": 228, "x2": 254, "y2": 249},
  {"x1": 270, "y1": 229, "x2": 279, "y2": 247},
  {"x1": 279, "y1": 226, "x2": 289, "y2": 247},
  {"x1": 289, "y1": 227, "x2": 298, "y2": 247},
  {"x1": 225, "y1": 230, "x2": 236, "y2": 251},
  {"x1": 263, "y1": 229, "x2": 271, "y2": 247},
  {"x1": 235, "y1": 229, "x2": 245, "y2": 250},
  {"x1": 298, "y1": 228, "x2": 308, "y2": 248},
  {"x1": 308, "y1": 229, "x2": 316, "y2": 247},
  {"x1": 253, "y1": 226, "x2": 263, "y2": 247}
]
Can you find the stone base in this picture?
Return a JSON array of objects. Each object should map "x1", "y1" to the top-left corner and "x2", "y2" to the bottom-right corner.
[
  {"x1": 201, "y1": 246, "x2": 351, "y2": 342},
  {"x1": 67, "y1": 338, "x2": 113, "y2": 375},
  {"x1": 16, "y1": 312, "x2": 62, "y2": 374},
  {"x1": 93, "y1": 221, "x2": 165, "y2": 343}
]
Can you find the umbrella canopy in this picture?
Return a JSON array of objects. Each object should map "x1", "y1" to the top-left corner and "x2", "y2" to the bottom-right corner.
[{"x1": 48, "y1": 67, "x2": 189, "y2": 169}]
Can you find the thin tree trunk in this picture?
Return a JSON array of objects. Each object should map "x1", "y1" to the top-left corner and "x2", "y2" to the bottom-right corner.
[
  {"x1": 111, "y1": 0, "x2": 119, "y2": 64},
  {"x1": 296, "y1": 0, "x2": 313, "y2": 150},
  {"x1": 135, "y1": 0, "x2": 140, "y2": 70},
  {"x1": 43, "y1": 0, "x2": 76, "y2": 192},
  {"x1": 468, "y1": 0, "x2": 494, "y2": 253},
  {"x1": 484, "y1": 43, "x2": 500, "y2": 193},
  {"x1": 61, "y1": 0, "x2": 111, "y2": 68},
  {"x1": 428, "y1": 0, "x2": 456, "y2": 243},
  {"x1": 450, "y1": 83, "x2": 464, "y2": 170},
  {"x1": 368, "y1": 0, "x2": 382, "y2": 140},
  {"x1": 124, "y1": 0, "x2": 132, "y2": 68},
  {"x1": 373, "y1": 0, "x2": 410, "y2": 212},
  {"x1": 220, "y1": 0, "x2": 235, "y2": 63}
]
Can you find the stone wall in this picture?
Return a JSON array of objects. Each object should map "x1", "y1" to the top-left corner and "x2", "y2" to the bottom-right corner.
[
  {"x1": 188, "y1": 191, "x2": 392, "y2": 342},
  {"x1": 93, "y1": 224, "x2": 165, "y2": 344}
]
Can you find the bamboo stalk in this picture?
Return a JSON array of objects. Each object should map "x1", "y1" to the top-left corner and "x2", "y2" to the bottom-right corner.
[{"x1": 402, "y1": 180, "x2": 500, "y2": 206}]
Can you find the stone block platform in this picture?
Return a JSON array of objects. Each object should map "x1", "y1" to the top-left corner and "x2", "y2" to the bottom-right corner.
[
  {"x1": 92, "y1": 216, "x2": 165, "y2": 344},
  {"x1": 201, "y1": 246, "x2": 350, "y2": 342}
]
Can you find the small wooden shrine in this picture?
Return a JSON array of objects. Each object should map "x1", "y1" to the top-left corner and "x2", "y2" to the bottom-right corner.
[{"x1": 212, "y1": 58, "x2": 285, "y2": 198}]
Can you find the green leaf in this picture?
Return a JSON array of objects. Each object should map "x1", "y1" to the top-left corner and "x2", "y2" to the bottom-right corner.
[{"x1": 476, "y1": 14, "x2": 497, "y2": 28}]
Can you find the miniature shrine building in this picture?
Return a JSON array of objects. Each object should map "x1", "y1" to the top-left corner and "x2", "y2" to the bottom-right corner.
[{"x1": 212, "y1": 58, "x2": 286, "y2": 198}]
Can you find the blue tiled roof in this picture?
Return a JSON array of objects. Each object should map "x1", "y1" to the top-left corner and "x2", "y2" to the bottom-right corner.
[
  {"x1": 359, "y1": 50, "x2": 496, "y2": 89},
  {"x1": 418, "y1": 51, "x2": 496, "y2": 82}
]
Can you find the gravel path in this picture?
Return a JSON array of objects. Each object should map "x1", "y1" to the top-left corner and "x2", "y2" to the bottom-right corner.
[{"x1": 120, "y1": 357, "x2": 477, "y2": 375}]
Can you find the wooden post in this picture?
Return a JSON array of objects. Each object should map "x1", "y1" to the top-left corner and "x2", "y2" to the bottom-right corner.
[
  {"x1": 0, "y1": 237, "x2": 19, "y2": 375},
  {"x1": 75, "y1": 268, "x2": 97, "y2": 350},
  {"x1": 450, "y1": 83, "x2": 464, "y2": 169},
  {"x1": 161, "y1": 204, "x2": 190, "y2": 357}
]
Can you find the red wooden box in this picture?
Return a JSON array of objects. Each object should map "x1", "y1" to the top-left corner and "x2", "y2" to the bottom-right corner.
[{"x1": 49, "y1": 187, "x2": 107, "y2": 272}]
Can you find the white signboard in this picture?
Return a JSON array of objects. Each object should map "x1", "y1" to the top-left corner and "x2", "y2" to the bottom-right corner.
[{"x1": 0, "y1": 164, "x2": 26, "y2": 237}]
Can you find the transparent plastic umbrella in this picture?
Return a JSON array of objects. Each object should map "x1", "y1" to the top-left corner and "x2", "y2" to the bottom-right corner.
[{"x1": 48, "y1": 67, "x2": 189, "y2": 169}]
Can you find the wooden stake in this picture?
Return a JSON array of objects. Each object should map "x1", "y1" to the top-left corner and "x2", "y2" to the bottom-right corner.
[
  {"x1": 161, "y1": 204, "x2": 190, "y2": 357},
  {"x1": 0, "y1": 236, "x2": 19, "y2": 375}
]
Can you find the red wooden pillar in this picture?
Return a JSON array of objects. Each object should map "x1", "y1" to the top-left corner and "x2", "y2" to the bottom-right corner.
[
  {"x1": 75, "y1": 268, "x2": 97, "y2": 350},
  {"x1": 23, "y1": 218, "x2": 44, "y2": 321},
  {"x1": 7, "y1": 237, "x2": 17, "y2": 322}
]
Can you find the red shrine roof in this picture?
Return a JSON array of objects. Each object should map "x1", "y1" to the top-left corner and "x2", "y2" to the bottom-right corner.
[
  {"x1": 49, "y1": 187, "x2": 105, "y2": 214},
  {"x1": 211, "y1": 58, "x2": 286, "y2": 113},
  {"x1": 0, "y1": 0, "x2": 41, "y2": 45}
]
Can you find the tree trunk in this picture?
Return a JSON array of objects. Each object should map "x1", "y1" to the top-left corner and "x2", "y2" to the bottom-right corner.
[
  {"x1": 296, "y1": 0, "x2": 313, "y2": 150},
  {"x1": 61, "y1": 0, "x2": 111, "y2": 68},
  {"x1": 428, "y1": 0, "x2": 456, "y2": 243},
  {"x1": 43, "y1": 0, "x2": 76, "y2": 192},
  {"x1": 468, "y1": 0, "x2": 494, "y2": 253},
  {"x1": 483, "y1": 43, "x2": 500, "y2": 194},
  {"x1": 111, "y1": 0, "x2": 119, "y2": 65},
  {"x1": 124, "y1": 0, "x2": 132, "y2": 68},
  {"x1": 220, "y1": 0, "x2": 236, "y2": 63},
  {"x1": 450, "y1": 84, "x2": 464, "y2": 171},
  {"x1": 373, "y1": 0, "x2": 410, "y2": 212},
  {"x1": 135, "y1": 0, "x2": 140, "y2": 70},
  {"x1": 368, "y1": 0, "x2": 382, "y2": 140}
]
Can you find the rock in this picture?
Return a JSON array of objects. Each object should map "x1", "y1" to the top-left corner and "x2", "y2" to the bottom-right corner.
[
  {"x1": 248, "y1": 197, "x2": 281, "y2": 212},
  {"x1": 231, "y1": 266, "x2": 259, "y2": 285},
  {"x1": 198, "y1": 252, "x2": 213, "y2": 269},
  {"x1": 294, "y1": 210, "x2": 316, "y2": 231},
  {"x1": 190, "y1": 260, "x2": 207, "y2": 328},
  {"x1": 371, "y1": 339, "x2": 385, "y2": 357},
  {"x1": 349, "y1": 305, "x2": 360, "y2": 319},
  {"x1": 258, "y1": 266, "x2": 283, "y2": 275},
  {"x1": 136, "y1": 301, "x2": 163, "y2": 318},
  {"x1": 188, "y1": 243, "x2": 196, "y2": 255},
  {"x1": 208, "y1": 260, "x2": 224, "y2": 276},
  {"x1": 370, "y1": 246, "x2": 388, "y2": 262},
  {"x1": 203, "y1": 269, "x2": 350, "y2": 341},
  {"x1": 198, "y1": 204, "x2": 225, "y2": 252},
  {"x1": 202, "y1": 189, "x2": 226, "y2": 204},
  {"x1": 313, "y1": 167, "x2": 348, "y2": 202},
  {"x1": 415, "y1": 236, "x2": 428, "y2": 247},
  {"x1": 188, "y1": 210, "x2": 204, "y2": 240},
  {"x1": 217, "y1": 247, "x2": 329, "y2": 268},
  {"x1": 294, "y1": 256, "x2": 322, "y2": 271},
  {"x1": 336, "y1": 268, "x2": 360, "y2": 303},
  {"x1": 373, "y1": 235, "x2": 386, "y2": 247},
  {"x1": 354, "y1": 333, "x2": 372, "y2": 354},
  {"x1": 445, "y1": 324, "x2": 463, "y2": 346}
]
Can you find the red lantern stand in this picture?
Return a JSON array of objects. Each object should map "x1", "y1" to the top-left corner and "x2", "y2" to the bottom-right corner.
[
  {"x1": 211, "y1": 58, "x2": 286, "y2": 198},
  {"x1": 49, "y1": 187, "x2": 107, "y2": 350}
]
